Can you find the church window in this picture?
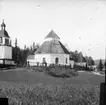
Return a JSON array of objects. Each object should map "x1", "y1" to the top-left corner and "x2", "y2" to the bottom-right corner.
[
  {"x1": 55, "y1": 57, "x2": 59, "y2": 64},
  {"x1": 5, "y1": 38, "x2": 9, "y2": 45},
  {"x1": 43, "y1": 58, "x2": 46, "y2": 63},
  {"x1": 0, "y1": 37, "x2": 2, "y2": 44}
]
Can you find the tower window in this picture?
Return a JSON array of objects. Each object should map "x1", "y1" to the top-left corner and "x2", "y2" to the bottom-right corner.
[
  {"x1": 0, "y1": 37, "x2": 2, "y2": 44},
  {"x1": 5, "y1": 38, "x2": 9, "y2": 45}
]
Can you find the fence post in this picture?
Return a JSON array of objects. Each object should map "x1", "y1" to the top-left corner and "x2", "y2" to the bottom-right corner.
[
  {"x1": 100, "y1": 83, "x2": 106, "y2": 105},
  {"x1": 100, "y1": 58, "x2": 106, "y2": 105}
]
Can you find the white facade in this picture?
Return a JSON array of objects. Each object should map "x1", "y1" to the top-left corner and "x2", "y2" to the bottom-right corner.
[
  {"x1": 0, "y1": 46, "x2": 12, "y2": 59},
  {"x1": 0, "y1": 20, "x2": 14, "y2": 65},
  {"x1": 27, "y1": 54, "x2": 70, "y2": 66},
  {"x1": 50, "y1": 54, "x2": 69, "y2": 65}
]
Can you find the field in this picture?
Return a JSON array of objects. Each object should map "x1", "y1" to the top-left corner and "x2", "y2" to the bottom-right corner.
[{"x1": 0, "y1": 68, "x2": 105, "y2": 105}]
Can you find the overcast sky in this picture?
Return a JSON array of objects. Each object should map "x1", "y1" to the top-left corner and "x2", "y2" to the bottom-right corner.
[{"x1": 0, "y1": 0, "x2": 106, "y2": 60}]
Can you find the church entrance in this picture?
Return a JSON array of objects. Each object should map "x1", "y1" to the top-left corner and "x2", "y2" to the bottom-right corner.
[{"x1": 55, "y1": 57, "x2": 59, "y2": 65}]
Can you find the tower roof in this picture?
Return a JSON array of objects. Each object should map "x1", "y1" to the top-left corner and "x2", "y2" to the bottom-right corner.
[
  {"x1": 1, "y1": 19, "x2": 6, "y2": 28},
  {"x1": 0, "y1": 30, "x2": 10, "y2": 38},
  {"x1": 0, "y1": 20, "x2": 10, "y2": 38},
  {"x1": 35, "y1": 40, "x2": 70, "y2": 54},
  {"x1": 35, "y1": 30, "x2": 70, "y2": 54},
  {"x1": 45, "y1": 30, "x2": 60, "y2": 39}
]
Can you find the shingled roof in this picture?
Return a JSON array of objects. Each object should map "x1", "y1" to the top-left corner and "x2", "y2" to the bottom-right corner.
[
  {"x1": 35, "y1": 40, "x2": 70, "y2": 54},
  {"x1": 35, "y1": 30, "x2": 70, "y2": 54},
  {"x1": 45, "y1": 30, "x2": 60, "y2": 39}
]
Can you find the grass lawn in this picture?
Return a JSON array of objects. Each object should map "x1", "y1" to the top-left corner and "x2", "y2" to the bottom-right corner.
[
  {"x1": 0, "y1": 68, "x2": 105, "y2": 86},
  {"x1": 0, "y1": 68, "x2": 105, "y2": 105}
]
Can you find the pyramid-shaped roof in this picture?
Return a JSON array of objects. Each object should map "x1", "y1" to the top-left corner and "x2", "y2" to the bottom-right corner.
[
  {"x1": 45, "y1": 30, "x2": 60, "y2": 39},
  {"x1": 35, "y1": 30, "x2": 70, "y2": 54}
]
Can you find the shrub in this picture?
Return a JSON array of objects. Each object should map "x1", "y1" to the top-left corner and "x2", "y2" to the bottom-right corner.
[
  {"x1": 45, "y1": 66, "x2": 78, "y2": 78},
  {"x1": 25, "y1": 66, "x2": 78, "y2": 78}
]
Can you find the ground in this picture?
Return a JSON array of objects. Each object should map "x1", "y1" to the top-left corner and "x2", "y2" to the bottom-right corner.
[
  {"x1": 0, "y1": 68, "x2": 105, "y2": 105},
  {"x1": 0, "y1": 68, "x2": 105, "y2": 86}
]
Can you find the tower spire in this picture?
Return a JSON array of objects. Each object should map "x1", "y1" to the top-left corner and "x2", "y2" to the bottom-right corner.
[
  {"x1": 1, "y1": 19, "x2": 6, "y2": 30},
  {"x1": 15, "y1": 38, "x2": 17, "y2": 47}
]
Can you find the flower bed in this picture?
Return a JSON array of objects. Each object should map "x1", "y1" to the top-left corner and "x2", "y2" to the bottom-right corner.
[{"x1": 0, "y1": 81, "x2": 100, "y2": 105}]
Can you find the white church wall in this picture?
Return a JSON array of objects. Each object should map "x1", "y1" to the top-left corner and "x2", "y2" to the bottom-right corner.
[
  {"x1": 0, "y1": 60, "x2": 3, "y2": 64},
  {"x1": 4, "y1": 46, "x2": 12, "y2": 59},
  {"x1": 27, "y1": 54, "x2": 70, "y2": 66},
  {"x1": 2, "y1": 37, "x2": 5, "y2": 45},
  {"x1": 0, "y1": 46, "x2": 5, "y2": 59},
  {"x1": 0, "y1": 46, "x2": 12, "y2": 59},
  {"x1": 34, "y1": 54, "x2": 51, "y2": 66},
  {"x1": 50, "y1": 54, "x2": 70, "y2": 65}
]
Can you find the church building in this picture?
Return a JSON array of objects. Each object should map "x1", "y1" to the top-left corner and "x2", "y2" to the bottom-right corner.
[
  {"x1": 27, "y1": 30, "x2": 74, "y2": 67},
  {"x1": 0, "y1": 20, "x2": 14, "y2": 65}
]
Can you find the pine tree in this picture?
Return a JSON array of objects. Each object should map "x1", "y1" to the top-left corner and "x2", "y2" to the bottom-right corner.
[{"x1": 98, "y1": 59, "x2": 103, "y2": 72}]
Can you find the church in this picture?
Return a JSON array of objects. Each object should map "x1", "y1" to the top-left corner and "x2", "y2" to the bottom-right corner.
[
  {"x1": 27, "y1": 30, "x2": 74, "y2": 67},
  {"x1": 0, "y1": 20, "x2": 14, "y2": 65}
]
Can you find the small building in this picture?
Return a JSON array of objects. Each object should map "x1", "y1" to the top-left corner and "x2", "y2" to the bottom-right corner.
[
  {"x1": 27, "y1": 30, "x2": 74, "y2": 67},
  {"x1": 0, "y1": 20, "x2": 14, "y2": 65},
  {"x1": 75, "y1": 62, "x2": 86, "y2": 67}
]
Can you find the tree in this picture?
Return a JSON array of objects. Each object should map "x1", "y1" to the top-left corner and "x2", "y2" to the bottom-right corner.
[
  {"x1": 78, "y1": 52, "x2": 83, "y2": 62},
  {"x1": 73, "y1": 50, "x2": 79, "y2": 62},
  {"x1": 12, "y1": 38, "x2": 22, "y2": 66},
  {"x1": 98, "y1": 59, "x2": 103, "y2": 72},
  {"x1": 85, "y1": 56, "x2": 95, "y2": 66},
  {"x1": 32, "y1": 42, "x2": 35, "y2": 50},
  {"x1": 88, "y1": 56, "x2": 95, "y2": 66},
  {"x1": 104, "y1": 61, "x2": 106, "y2": 70},
  {"x1": 85, "y1": 63, "x2": 88, "y2": 71}
]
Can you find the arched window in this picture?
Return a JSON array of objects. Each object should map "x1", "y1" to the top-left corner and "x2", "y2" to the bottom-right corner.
[
  {"x1": 55, "y1": 57, "x2": 59, "y2": 64},
  {"x1": 42, "y1": 58, "x2": 46, "y2": 63}
]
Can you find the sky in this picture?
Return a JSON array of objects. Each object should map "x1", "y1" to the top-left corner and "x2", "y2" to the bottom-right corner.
[{"x1": 0, "y1": 0, "x2": 106, "y2": 60}]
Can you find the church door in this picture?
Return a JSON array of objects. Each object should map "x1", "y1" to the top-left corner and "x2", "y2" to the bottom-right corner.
[{"x1": 55, "y1": 57, "x2": 59, "y2": 64}]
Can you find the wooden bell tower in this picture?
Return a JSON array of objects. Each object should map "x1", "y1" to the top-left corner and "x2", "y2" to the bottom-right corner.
[{"x1": 0, "y1": 20, "x2": 14, "y2": 65}]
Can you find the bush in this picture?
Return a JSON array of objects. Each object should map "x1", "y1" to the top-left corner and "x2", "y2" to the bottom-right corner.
[
  {"x1": 45, "y1": 66, "x2": 78, "y2": 78},
  {"x1": 25, "y1": 65, "x2": 78, "y2": 78},
  {"x1": 0, "y1": 82, "x2": 100, "y2": 105}
]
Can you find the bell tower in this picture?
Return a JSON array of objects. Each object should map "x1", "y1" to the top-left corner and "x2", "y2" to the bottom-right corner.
[{"x1": 0, "y1": 20, "x2": 14, "y2": 65}]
